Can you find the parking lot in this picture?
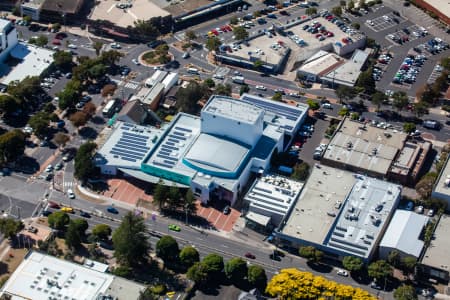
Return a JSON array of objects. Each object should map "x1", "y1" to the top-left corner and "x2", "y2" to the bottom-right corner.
[{"x1": 366, "y1": 12, "x2": 406, "y2": 32}]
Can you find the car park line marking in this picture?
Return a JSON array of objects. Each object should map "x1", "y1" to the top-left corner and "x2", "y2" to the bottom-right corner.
[{"x1": 107, "y1": 4, "x2": 115, "y2": 13}]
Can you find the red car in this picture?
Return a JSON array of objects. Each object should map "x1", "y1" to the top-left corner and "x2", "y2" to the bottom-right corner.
[
  {"x1": 315, "y1": 34, "x2": 322, "y2": 38},
  {"x1": 48, "y1": 201, "x2": 60, "y2": 209},
  {"x1": 245, "y1": 252, "x2": 256, "y2": 259},
  {"x1": 211, "y1": 29, "x2": 219, "y2": 36},
  {"x1": 327, "y1": 31, "x2": 334, "y2": 37},
  {"x1": 52, "y1": 39, "x2": 61, "y2": 45}
]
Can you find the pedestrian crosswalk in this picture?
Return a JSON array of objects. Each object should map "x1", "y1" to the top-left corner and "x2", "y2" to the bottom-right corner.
[
  {"x1": 124, "y1": 82, "x2": 139, "y2": 89},
  {"x1": 63, "y1": 181, "x2": 73, "y2": 187}
]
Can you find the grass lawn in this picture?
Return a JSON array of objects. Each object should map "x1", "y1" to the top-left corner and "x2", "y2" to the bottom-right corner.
[{"x1": 0, "y1": 247, "x2": 28, "y2": 281}]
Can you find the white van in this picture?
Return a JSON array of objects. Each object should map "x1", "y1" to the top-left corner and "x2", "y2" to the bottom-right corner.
[{"x1": 188, "y1": 67, "x2": 199, "y2": 74}]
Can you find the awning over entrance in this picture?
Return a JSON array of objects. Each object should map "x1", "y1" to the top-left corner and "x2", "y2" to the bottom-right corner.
[
  {"x1": 118, "y1": 168, "x2": 190, "y2": 188},
  {"x1": 246, "y1": 212, "x2": 271, "y2": 227}
]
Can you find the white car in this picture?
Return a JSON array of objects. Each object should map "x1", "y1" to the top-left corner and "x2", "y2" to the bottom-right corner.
[
  {"x1": 68, "y1": 44, "x2": 77, "y2": 49},
  {"x1": 23, "y1": 126, "x2": 33, "y2": 134},
  {"x1": 255, "y1": 85, "x2": 267, "y2": 91},
  {"x1": 322, "y1": 103, "x2": 332, "y2": 109},
  {"x1": 427, "y1": 209, "x2": 434, "y2": 217},
  {"x1": 67, "y1": 189, "x2": 75, "y2": 199},
  {"x1": 213, "y1": 74, "x2": 225, "y2": 80},
  {"x1": 45, "y1": 165, "x2": 53, "y2": 173},
  {"x1": 132, "y1": 58, "x2": 140, "y2": 65},
  {"x1": 337, "y1": 269, "x2": 348, "y2": 277},
  {"x1": 110, "y1": 42, "x2": 121, "y2": 49}
]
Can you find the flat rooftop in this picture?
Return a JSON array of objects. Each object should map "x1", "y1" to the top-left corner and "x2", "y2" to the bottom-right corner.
[
  {"x1": 421, "y1": 214, "x2": 450, "y2": 272},
  {"x1": 1, "y1": 251, "x2": 115, "y2": 300},
  {"x1": 421, "y1": 0, "x2": 450, "y2": 19},
  {"x1": 42, "y1": 0, "x2": 84, "y2": 13},
  {"x1": 0, "y1": 43, "x2": 54, "y2": 86},
  {"x1": 245, "y1": 174, "x2": 304, "y2": 219},
  {"x1": 240, "y1": 93, "x2": 308, "y2": 134},
  {"x1": 281, "y1": 165, "x2": 356, "y2": 245},
  {"x1": 323, "y1": 118, "x2": 407, "y2": 176},
  {"x1": 94, "y1": 121, "x2": 165, "y2": 169},
  {"x1": 230, "y1": 35, "x2": 289, "y2": 65},
  {"x1": 89, "y1": 0, "x2": 170, "y2": 28},
  {"x1": 165, "y1": 0, "x2": 212, "y2": 16},
  {"x1": 0, "y1": 19, "x2": 11, "y2": 30},
  {"x1": 281, "y1": 165, "x2": 401, "y2": 259},
  {"x1": 433, "y1": 156, "x2": 450, "y2": 198},
  {"x1": 21, "y1": 0, "x2": 45, "y2": 9},
  {"x1": 321, "y1": 49, "x2": 370, "y2": 86},
  {"x1": 298, "y1": 50, "x2": 345, "y2": 76},
  {"x1": 389, "y1": 142, "x2": 421, "y2": 176},
  {"x1": 204, "y1": 96, "x2": 263, "y2": 125}
]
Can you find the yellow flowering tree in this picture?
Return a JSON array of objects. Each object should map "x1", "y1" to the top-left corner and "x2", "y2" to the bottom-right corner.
[{"x1": 266, "y1": 268, "x2": 377, "y2": 300}]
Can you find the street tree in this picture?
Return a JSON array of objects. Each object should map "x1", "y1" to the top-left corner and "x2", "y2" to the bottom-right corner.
[
  {"x1": 53, "y1": 51, "x2": 73, "y2": 69},
  {"x1": 403, "y1": 123, "x2": 416, "y2": 134},
  {"x1": 0, "y1": 218, "x2": 24, "y2": 239},
  {"x1": 156, "y1": 235, "x2": 179, "y2": 264},
  {"x1": 387, "y1": 250, "x2": 401, "y2": 268},
  {"x1": 412, "y1": 102, "x2": 429, "y2": 117},
  {"x1": 253, "y1": 60, "x2": 263, "y2": 71},
  {"x1": 215, "y1": 84, "x2": 232, "y2": 96},
  {"x1": 205, "y1": 36, "x2": 222, "y2": 51},
  {"x1": 57, "y1": 80, "x2": 81, "y2": 109},
  {"x1": 48, "y1": 211, "x2": 70, "y2": 231},
  {"x1": 247, "y1": 265, "x2": 267, "y2": 291},
  {"x1": 306, "y1": 99, "x2": 320, "y2": 110},
  {"x1": 0, "y1": 130, "x2": 26, "y2": 164},
  {"x1": 65, "y1": 220, "x2": 85, "y2": 249},
  {"x1": 179, "y1": 246, "x2": 200, "y2": 268},
  {"x1": 356, "y1": 68, "x2": 375, "y2": 94},
  {"x1": 371, "y1": 91, "x2": 386, "y2": 110},
  {"x1": 28, "y1": 111, "x2": 51, "y2": 138},
  {"x1": 187, "y1": 262, "x2": 209, "y2": 287},
  {"x1": 184, "y1": 189, "x2": 197, "y2": 216},
  {"x1": 153, "y1": 180, "x2": 169, "y2": 210},
  {"x1": 331, "y1": 6, "x2": 343, "y2": 16},
  {"x1": 176, "y1": 81, "x2": 209, "y2": 114},
  {"x1": 132, "y1": 19, "x2": 160, "y2": 41},
  {"x1": 185, "y1": 30, "x2": 197, "y2": 42},
  {"x1": 204, "y1": 78, "x2": 215, "y2": 88},
  {"x1": 202, "y1": 253, "x2": 224, "y2": 276},
  {"x1": 342, "y1": 256, "x2": 364, "y2": 273},
  {"x1": 305, "y1": 7, "x2": 317, "y2": 15},
  {"x1": 299, "y1": 246, "x2": 323, "y2": 264},
  {"x1": 347, "y1": 0, "x2": 355, "y2": 10},
  {"x1": 225, "y1": 258, "x2": 247, "y2": 283},
  {"x1": 272, "y1": 92, "x2": 283, "y2": 101},
  {"x1": 91, "y1": 224, "x2": 112, "y2": 241},
  {"x1": 70, "y1": 111, "x2": 89, "y2": 128},
  {"x1": 0, "y1": 95, "x2": 20, "y2": 115},
  {"x1": 99, "y1": 50, "x2": 123, "y2": 66},
  {"x1": 340, "y1": 0, "x2": 346, "y2": 6},
  {"x1": 368, "y1": 260, "x2": 393, "y2": 281},
  {"x1": 401, "y1": 256, "x2": 417, "y2": 277},
  {"x1": 334, "y1": 85, "x2": 355, "y2": 103},
  {"x1": 53, "y1": 133, "x2": 70, "y2": 148},
  {"x1": 93, "y1": 41, "x2": 103, "y2": 56},
  {"x1": 233, "y1": 26, "x2": 249, "y2": 40},
  {"x1": 82, "y1": 102, "x2": 97, "y2": 117},
  {"x1": 230, "y1": 17, "x2": 238, "y2": 25},
  {"x1": 394, "y1": 285, "x2": 417, "y2": 300},
  {"x1": 74, "y1": 141, "x2": 97, "y2": 182},
  {"x1": 392, "y1": 91, "x2": 409, "y2": 111},
  {"x1": 35, "y1": 35, "x2": 48, "y2": 47},
  {"x1": 112, "y1": 212, "x2": 150, "y2": 267},
  {"x1": 239, "y1": 84, "x2": 250, "y2": 96},
  {"x1": 167, "y1": 185, "x2": 181, "y2": 209}
]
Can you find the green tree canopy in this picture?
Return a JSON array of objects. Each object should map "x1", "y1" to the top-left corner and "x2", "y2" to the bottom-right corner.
[
  {"x1": 153, "y1": 180, "x2": 169, "y2": 210},
  {"x1": 215, "y1": 84, "x2": 232, "y2": 96},
  {"x1": 306, "y1": 99, "x2": 320, "y2": 110},
  {"x1": 0, "y1": 218, "x2": 24, "y2": 239},
  {"x1": 224, "y1": 257, "x2": 248, "y2": 283},
  {"x1": 28, "y1": 111, "x2": 51, "y2": 138},
  {"x1": 132, "y1": 19, "x2": 160, "y2": 41},
  {"x1": 299, "y1": 246, "x2": 323, "y2": 263},
  {"x1": 204, "y1": 78, "x2": 215, "y2": 88},
  {"x1": 92, "y1": 224, "x2": 112, "y2": 241},
  {"x1": 239, "y1": 84, "x2": 250, "y2": 96},
  {"x1": 371, "y1": 91, "x2": 386, "y2": 109},
  {"x1": 403, "y1": 123, "x2": 416, "y2": 134},
  {"x1": 175, "y1": 81, "x2": 209, "y2": 114},
  {"x1": 331, "y1": 6, "x2": 343, "y2": 16},
  {"x1": 233, "y1": 26, "x2": 249, "y2": 40},
  {"x1": 185, "y1": 30, "x2": 197, "y2": 41},
  {"x1": 7, "y1": 76, "x2": 42, "y2": 103},
  {"x1": 356, "y1": 68, "x2": 375, "y2": 94},
  {"x1": 342, "y1": 256, "x2": 364, "y2": 273},
  {"x1": 205, "y1": 36, "x2": 222, "y2": 51},
  {"x1": 93, "y1": 41, "x2": 103, "y2": 56},
  {"x1": 179, "y1": 246, "x2": 200, "y2": 268},
  {"x1": 48, "y1": 211, "x2": 70, "y2": 231},
  {"x1": 394, "y1": 285, "x2": 417, "y2": 300},
  {"x1": 187, "y1": 262, "x2": 209, "y2": 287},
  {"x1": 401, "y1": 256, "x2": 417, "y2": 277},
  {"x1": 0, "y1": 129, "x2": 26, "y2": 164},
  {"x1": 335, "y1": 86, "x2": 355, "y2": 103},
  {"x1": 57, "y1": 80, "x2": 81, "y2": 109},
  {"x1": 392, "y1": 91, "x2": 409, "y2": 111},
  {"x1": 202, "y1": 253, "x2": 224, "y2": 276},
  {"x1": 387, "y1": 250, "x2": 401, "y2": 268},
  {"x1": 35, "y1": 35, "x2": 48, "y2": 47},
  {"x1": 74, "y1": 141, "x2": 97, "y2": 182},
  {"x1": 305, "y1": 7, "x2": 317, "y2": 15},
  {"x1": 0, "y1": 95, "x2": 20, "y2": 115},
  {"x1": 272, "y1": 92, "x2": 283, "y2": 101},
  {"x1": 156, "y1": 235, "x2": 179, "y2": 263},
  {"x1": 368, "y1": 260, "x2": 393, "y2": 280},
  {"x1": 291, "y1": 162, "x2": 310, "y2": 181},
  {"x1": 415, "y1": 172, "x2": 437, "y2": 199},
  {"x1": 247, "y1": 265, "x2": 267, "y2": 291},
  {"x1": 112, "y1": 212, "x2": 150, "y2": 267},
  {"x1": 65, "y1": 219, "x2": 85, "y2": 249},
  {"x1": 53, "y1": 51, "x2": 73, "y2": 69}
]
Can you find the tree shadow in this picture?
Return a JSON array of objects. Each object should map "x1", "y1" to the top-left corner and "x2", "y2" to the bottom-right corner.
[
  {"x1": 91, "y1": 116, "x2": 106, "y2": 125},
  {"x1": 0, "y1": 261, "x2": 8, "y2": 275},
  {"x1": 13, "y1": 156, "x2": 39, "y2": 174},
  {"x1": 350, "y1": 270, "x2": 372, "y2": 285},
  {"x1": 306, "y1": 262, "x2": 333, "y2": 273},
  {"x1": 78, "y1": 126, "x2": 98, "y2": 139}
]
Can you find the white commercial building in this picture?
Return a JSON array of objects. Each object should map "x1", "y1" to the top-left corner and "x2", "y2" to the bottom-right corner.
[
  {"x1": 276, "y1": 165, "x2": 401, "y2": 262},
  {"x1": 0, "y1": 19, "x2": 18, "y2": 63},
  {"x1": 0, "y1": 251, "x2": 145, "y2": 300},
  {"x1": 245, "y1": 174, "x2": 304, "y2": 227},
  {"x1": 95, "y1": 95, "x2": 308, "y2": 205},
  {"x1": 379, "y1": 210, "x2": 429, "y2": 259},
  {"x1": 432, "y1": 156, "x2": 450, "y2": 210}
]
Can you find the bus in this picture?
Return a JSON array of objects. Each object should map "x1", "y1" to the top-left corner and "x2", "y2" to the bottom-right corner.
[{"x1": 102, "y1": 99, "x2": 120, "y2": 118}]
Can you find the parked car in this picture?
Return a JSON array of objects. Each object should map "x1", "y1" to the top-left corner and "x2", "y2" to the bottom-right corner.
[
  {"x1": 67, "y1": 189, "x2": 75, "y2": 199},
  {"x1": 168, "y1": 224, "x2": 181, "y2": 232},
  {"x1": 223, "y1": 205, "x2": 231, "y2": 215},
  {"x1": 337, "y1": 269, "x2": 348, "y2": 277},
  {"x1": 107, "y1": 206, "x2": 119, "y2": 214},
  {"x1": 61, "y1": 206, "x2": 74, "y2": 213},
  {"x1": 245, "y1": 252, "x2": 256, "y2": 259},
  {"x1": 80, "y1": 211, "x2": 91, "y2": 218}
]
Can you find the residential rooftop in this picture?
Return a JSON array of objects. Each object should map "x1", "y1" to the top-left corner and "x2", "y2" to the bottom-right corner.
[
  {"x1": 421, "y1": 214, "x2": 450, "y2": 272},
  {"x1": 322, "y1": 118, "x2": 408, "y2": 177},
  {"x1": 0, "y1": 43, "x2": 54, "y2": 86}
]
